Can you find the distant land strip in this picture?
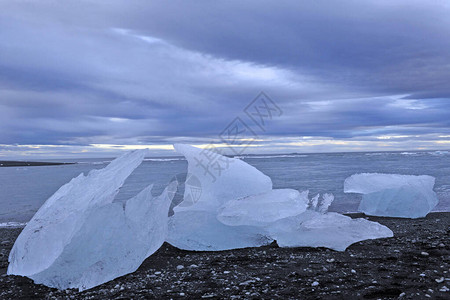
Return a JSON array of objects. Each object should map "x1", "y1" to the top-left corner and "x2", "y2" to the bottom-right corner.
[{"x1": 0, "y1": 161, "x2": 75, "y2": 167}]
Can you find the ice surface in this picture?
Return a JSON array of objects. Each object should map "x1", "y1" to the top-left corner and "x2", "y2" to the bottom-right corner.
[
  {"x1": 8, "y1": 150, "x2": 176, "y2": 291},
  {"x1": 344, "y1": 173, "x2": 438, "y2": 218},
  {"x1": 167, "y1": 210, "x2": 272, "y2": 251},
  {"x1": 267, "y1": 210, "x2": 393, "y2": 251},
  {"x1": 217, "y1": 189, "x2": 308, "y2": 226},
  {"x1": 172, "y1": 144, "x2": 272, "y2": 212}
]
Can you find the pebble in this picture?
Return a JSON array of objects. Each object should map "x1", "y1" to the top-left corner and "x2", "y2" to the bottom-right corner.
[
  {"x1": 326, "y1": 258, "x2": 335, "y2": 263},
  {"x1": 239, "y1": 280, "x2": 255, "y2": 286},
  {"x1": 180, "y1": 292, "x2": 185, "y2": 296},
  {"x1": 176, "y1": 265, "x2": 184, "y2": 270},
  {"x1": 154, "y1": 271, "x2": 162, "y2": 275},
  {"x1": 311, "y1": 281, "x2": 319, "y2": 287},
  {"x1": 421, "y1": 252, "x2": 429, "y2": 256},
  {"x1": 399, "y1": 292, "x2": 406, "y2": 297},
  {"x1": 201, "y1": 293, "x2": 215, "y2": 298},
  {"x1": 436, "y1": 277, "x2": 444, "y2": 283},
  {"x1": 351, "y1": 269, "x2": 356, "y2": 274},
  {"x1": 223, "y1": 271, "x2": 230, "y2": 274},
  {"x1": 440, "y1": 286, "x2": 449, "y2": 292},
  {"x1": 189, "y1": 264, "x2": 198, "y2": 268}
]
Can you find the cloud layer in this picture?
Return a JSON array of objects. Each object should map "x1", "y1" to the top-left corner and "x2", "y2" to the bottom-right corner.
[{"x1": 0, "y1": 1, "x2": 449, "y2": 157}]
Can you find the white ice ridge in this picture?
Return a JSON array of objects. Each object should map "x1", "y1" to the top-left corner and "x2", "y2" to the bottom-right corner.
[
  {"x1": 169, "y1": 144, "x2": 393, "y2": 252},
  {"x1": 306, "y1": 192, "x2": 334, "y2": 214},
  {"x1": 344, "y1": 173, "x2": 439, "y2": 218},
  {"x1": 8, "y1": 150, "x2": 176, "y2": 291}
]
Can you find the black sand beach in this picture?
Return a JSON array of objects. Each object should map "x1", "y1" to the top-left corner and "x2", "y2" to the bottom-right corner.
[
  {"x1": 0, "y1": 161, "x2": 74, "y2": 167},
  {"x1": 0, "y1": 213, "x2": 448, "y2": 299}
]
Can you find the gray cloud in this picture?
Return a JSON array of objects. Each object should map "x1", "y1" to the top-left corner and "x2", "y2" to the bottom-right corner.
[{"x1": 0, "y1": 0, "x2": 449, "y2": 157}]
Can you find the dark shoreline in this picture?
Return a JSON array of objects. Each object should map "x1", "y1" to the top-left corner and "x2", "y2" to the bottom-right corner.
[
  {"x1": 1, "y1": 212, "x2": 449, "y2": 299},
  {"x1": 0, "y1": 161, "x2": 75, "y2": 167}
]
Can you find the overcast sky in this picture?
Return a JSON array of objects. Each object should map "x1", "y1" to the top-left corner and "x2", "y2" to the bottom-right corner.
[{"x1": 1, "y1": 0, "x2": 449, "y2": 158}]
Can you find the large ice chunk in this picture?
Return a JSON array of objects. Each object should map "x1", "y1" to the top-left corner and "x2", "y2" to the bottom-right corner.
[
  {"x1": 169, "y1": 145, "x2": 394, "y2": 251},
  {"x1": 29, "y1": 183, "x2": 175, "y2": 290},
  {"x1": 173, "y1": 144, "x2": 272, "y2": 212},
  {"x1": 217, "y1": 189, "x2": 308, "y2": 226},
  {"x1": 8, "y1": 150, "x2": 147, "y2": 278},
  {"x1": 168, "y1": 144, "x2": 273, "y2": 250},
  {"x1": 8, "y1": 150, "x2": 176, "y2": 290},
  {"x1": 267, "y1": 210, "x2": 394, "y2": 251},
  {"x1": 216, "y1": 189, "x2": 392, "y2": 251},
  {"x1": 344, "y1": 173, "x2": 438, "y2": 218}
]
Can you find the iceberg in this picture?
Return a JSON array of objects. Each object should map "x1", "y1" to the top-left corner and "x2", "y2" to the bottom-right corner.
[
  {"x1": 8, "y1": 150, "x2": 176, "y2": 291},
  {"x1": 215, "y1": 188, "x2": 392, "y2": 251},
  {"x1": 344, "y1": 173, "x2": 439, "y2": 218},
  {"x1": 170, "y1": 144, "x2": 393, "y2": 252},
  {"x1": 168, "y1": 144, "x2": 274, "y2": 250}
]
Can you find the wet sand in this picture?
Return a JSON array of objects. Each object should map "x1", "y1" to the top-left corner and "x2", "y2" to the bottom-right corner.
[{"x1": 0, "y1": 212, "x2": 448, "y2": 299}]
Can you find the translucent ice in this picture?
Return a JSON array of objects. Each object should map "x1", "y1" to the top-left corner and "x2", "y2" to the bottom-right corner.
[
  {"x1": 217, "y1": 189, "x2": 308, "y2": 226},
  {"x1": 172, "y1": 144, "x2": 272, "y2": 212},
  {"x1": 8, "y1": 150, "x2": 176, "y2": 291},
  {"x1": 216, "y1": 189, "x2": 392, "y2": 251},
  {"x1": 344, "y1": 173, "x2": 438, "y2": 218},
  {"x1": 169, "y1": 144, "x2": 393, "y2": 252},
  {"x1": 167, "y1": 210, "x2": 272, "y2": 251},
  {"x1": 267, "y1": 210, "x2": 394, "y2": 251},
  {"x1": 168, "y1": 144, "x2": 273, "y2": 250},
  {"x1": 307, "y1": 192, "x2": 335, "y2": 214}
]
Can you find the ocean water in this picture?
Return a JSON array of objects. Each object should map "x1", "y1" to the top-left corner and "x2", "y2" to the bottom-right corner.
[{"x1": 0, "y1": 150, "x2": 449, "y2": 224}]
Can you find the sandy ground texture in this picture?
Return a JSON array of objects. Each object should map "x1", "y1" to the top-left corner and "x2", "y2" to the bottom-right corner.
[{"x1": 0, "y1": 212, "x2": 449, "y2": 299}]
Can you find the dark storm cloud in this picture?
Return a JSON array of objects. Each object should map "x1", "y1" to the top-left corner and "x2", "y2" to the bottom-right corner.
[{"x1": 0, "y1": 0, "x2": 449, "y2": 156}]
